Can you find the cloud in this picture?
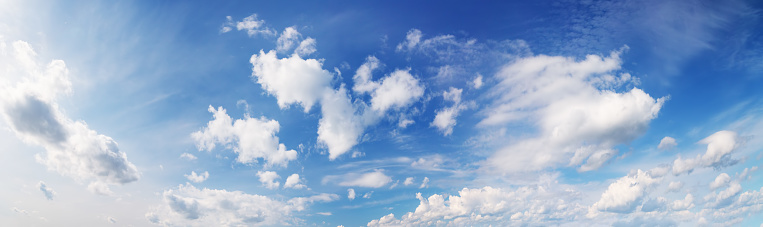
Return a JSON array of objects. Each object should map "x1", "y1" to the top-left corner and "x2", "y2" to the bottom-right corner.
[
  {"x1": 318, "y1": 87, "x2": 369, "y2": 160},
  {"x1": 591, "y1": 169, "x2": 661, "y2": 214},
  {"x1": 419, "y1": 177, "x2": 429, "y2": 189},
  {"x1": 347, "y1": 188, "x2": 356, "y2": 201},
  {"x1": 221, "y1": 14, "x2": 275, "y2": 37},
  {"x1": 396, "y1": 29, "x2": 423, "y2": 52},
  {"x1": 672, "y1": 130, "x2": 741, "y2": 175},
  {"x1": 670, "y1": 194, "x2": 694, "y2": 211},
  {"x1": 431, "y1": 87, "x2": 470, "y2": 136},
  {"x1": 257, "y1": 171, "x2": 280, "y2": 189},
  {"x1": 369, "y1": 69, "x2": 424, "y2": 113},
  {"x1": 185, "y1": 171, "x2": 209, "y2": 183},
  {"x1": 284, "y1": 173, "x2": 306, "y2": 189},
  {"x1": 368, "y1": 185, "x2": 584, "y2": 226},
  {"x1": 352, "y1": 56, "x2": 381, "y2": 94},
  {"x1": 658, "y1": 136, "x2": 677, "y2": 150},
  {"x1": 404, "y1": 177, "x2": 415, "y2": 186},
  {"x1": 668, "y1": 181, "x2": 684, "y2": 192},
  {"x1": 706, "y1": 182, "x2": 742, "y2": 208},
  {"x1": 483, "y1": 48, "x2": 666, "y2": 173},
  {"x1": 362, "y1": 191, "x2": 373, "y2": 199},
  {"x1": 0, "y1": 40, "x2": 140, "y2": 192},
  {"x1": 249, "y1": 50, "x2": 333, "y2": 112},
  {"x1": 191, "y1": 106, "x2": 297, "y2": 167},
  {"x1": 329, "y1": 169, "x2": 392, "y2": 188},
  {"x1": 179, "y1": 153, "x2": 197, "y2": 161},
  {"x1": 146, "y1": 183, "x2": 337, "y2": 226},
  {"x1": 472, "y1": 74, "x2": 483, "y2": 89},
  {"x1": 277, "y1": 27, "x2": 301, "y2": 53},
  {"x1": 295, "y1": 38, "x2": 317, "y2": 57},
  {"x1": 38, "y1": 181, "x2": 56, "y2": 200},
  {"x1": 710, "y1": 173, "x2": 731, "y2": 190}
]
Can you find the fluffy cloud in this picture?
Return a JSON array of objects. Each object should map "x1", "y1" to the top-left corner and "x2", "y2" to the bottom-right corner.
[
  {"x1": 591, "y1": 169, "x2": 661, "y2": 214},
  {"x1": 668, "y1": 181, "x2": 684, "y2": 192},
  {"x1": 221, "y1": 14, "x2": 275, "y2": 37},
  {"x1": 348, "y1": 188, "x2": 356, "y2": 201},
  {"x1": 672, "y1": 130, "x2": 741, "y2": 175},
  {"x1": 179, "y1": 153, "x2": 197, "y2": 161},
  {"x1": 658, "y1": 136, "x2": 677, "y2": 150},
  {"x1": 484, "y1": 48, "x2": 666, "y2": 173},
  {"x1": 146, "y1": 183, "x2": 337, "y2": 226},
  {"x1": 277, "y1": 27, "x2": 301, "y2": 53},
  {"x1": 404, "y1": 177, "x2": 415, "y2": 186},
  {"x1": 432, "y1": 87, "x2": 470, "y2": 136},
  {"x1": 419, "y1": 177, "x2": 429, "y2": 189},
  {"x1": 191, "y1": 106, "x2": 297, "y2": 167},
  {"x1": 249, "y1": 50, "x2": 333, "y2": 112},
  {"x1": 284, "y1": 173, "x2": 306, "y2": 189},
  {"x1": 185, "y1": 171, "x2": 209, "y2": 183},
  {"x1": 329, "y1": 169, "x2": 392, "y2": 188},
  {"x1": 0, "y1": 41, "x2": 140, "y2": 192},
  {"x1": 38, "y1": 181, "x2": 56, "y2": 200},
  {"x1": 352, "y1": 56, "x2": 381, "y2": 94},
  {"x1": 318, "y1": 87, "x2": 368, "y2": 160},
  {"x1": 710, "y1": 173, "x2": 731, "y2": 190},
  {"x1": 295, "y1": 38, "x2": 317, "y2": 57},
  {"x1": 257, "y1": 171, "x2": 280, "y2": 189},
  {"x1": 368, "y1": 185, "x2": 585, "y2": 226},
  {"x1": 369, "y1": 69, "x2": 424, "y2": 113}
]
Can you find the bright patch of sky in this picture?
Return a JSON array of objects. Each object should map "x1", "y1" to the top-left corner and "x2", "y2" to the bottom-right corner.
[{"x1": 1, "y1": 0, "x2": 763, "y2": 226}]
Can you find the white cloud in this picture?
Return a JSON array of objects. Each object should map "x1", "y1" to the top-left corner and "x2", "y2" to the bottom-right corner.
[
  {"x1": 146, "y1": 183, "x2": 337, "y2": 226},
  {"x1": 369, "y1": 69, "x2": 425, "y2": 113},
  {"x1": 368, "y1": 185, "x2": 584, "y2": 226},
  {"x1": 352, "y1": 56, "x2": 381, "y2": 94},
  {"x1": 257, "y1": 171, "x2": 280, "y2": 189},
  {"x1": 221, "y1": 14, "x2": 275, "y2": 37},
  {"x1": 658, "y1": 136, "x2": 678, "y2": 150},
  {"x1": 396, "y1": 29, "x2": 423, "y2": 52},
  {"x1": 277, "y1": 27, "x2": 301, "y2": 53},
  {"x1": 484, "y1": 48, "x2": 666, "y2": 173},
  {"x1": 404, "y1": 177, "x2": 415, "y2": 186},
  {"x1": 472, "y1": 74, "x2": 483, "y2": 89},
  {"x1": 333, "y1": 169, "x2": 392, "y2": 188},
  {"x1": 295, "y1": 38, "x2": 317, "y2": 57},
  {"x1": 710, "y1": 173, "x2": 731, "y2": 190},
  {"x1": 0, "y1": 41, "x2": 140, "y2": 193},
  {"x1": 591, "y1": 169, "x2": 660, "y2": 214},
  {"x1": 284, "y1": 173, "x2": 306, "y2": 189},
  {"x1": 419, "y1": 177, "x2": 429, "y2": 189},
  {"x1": 191, "y1": 106, "x2": 297, "y2": 167},
  {"x1": 249, "y1": 50, "x2": 333, "y2": 112},
  {"x1": 362, "y1": 191, "x2": 373, "y2": 199},
  {"x1": 179, "y1": 153, "x2": 197, "y2": 161},
  {"x1": 347, "y1": 188, "x2": 356, "y2": 201},
  {"x1": 706, "y1": 182, "x2": 742, "y2": 208},
  {"x1": 317, "y1": 87, "x2": 368, "y2": 160},
  {"x1": 87, "y1": 181, "x2": 114, "y2": 196},
  {"x1": 185, "y1": 171, "x2": 209, "y2": 183},
  {"x1": 106, "y1": 216, "x2": 116, "y2": 224},
  {"x1": 668, "y1": 181, "x2": 684, "y2": 192},
  {"x1": 432, "y1": 87, "x2": 470, "y2": 136},
  {"x1": 672, "y1": 130, "x2": 741, "y2": 175},
  {"x1": 670, "y1": 194, "x2": 694, "y2": 211},
  {"x1": 38, "y1": 181, "x2": 56, "y2": 200}
]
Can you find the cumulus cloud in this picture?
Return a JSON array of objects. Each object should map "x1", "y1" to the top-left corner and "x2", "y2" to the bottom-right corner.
[
  {"x1": 419, "y1": 177, "x2": 429, "y2": 189},
  {"x1": 710, "y1": 173, "x2": 731, "y2": 190},
  {"x1": 369, "y1": 69, "x2": 425, "y2": 113},
  {"x1": 668, "y1": 181, "x2": 684, "y2": 192},
  {"x1": 706, "y1": 182, "x2": 742, "y2": 208},
  {"x1": 348, "y1": 188, "x2": 356, "y2": 201},
  {"x1": 221, "y1": 14, "x2": 275, "y2": 37},
  {"x1": 249, "y1": 50, "x2": 333, "y2": 112},
  {"x1": 146, "y1": 183, "x2": 337, "y2": 226},
  {"x1": 472, "y1": 74, "x2": 483, "y2": 89},
  {"x1": 179, "y1": 153, "x2": 197, "y2": 161},
  {"x1": 295, "y1": 38, "x2": 317, "y2": 57},
  {"x1": 396, "y1": 29, "x2": 423, "y2": 52},
  {"x1": 672, "y1": 130, "x2": 741, "y2": 175},
  {"x1": 368, "y1": 185, "x2": 585, "y2": 226},
  {"x1": 670, "y1": 194, "x2": 694, "y2": 211},
  {"x1": 404, "y1": 177, "x2": 415, "y2": 186},
  {"x1": 0, "y1": 40, "x2": 140, "y2": 193},
  {"x1": 318, "y1": 87, "x2": 369, "y2": 160},
  {"x1": 257, "y1": 171, "x2": 280, "y2": 189},
  {"x1": 38, "y1": 181, "x2": 56, "y2": 200},
  {"x1": 327, "y1": 169, "x2": 392, "y2": 188},
  {"x1": 185, "y1": 171, "x2": 209, "y2": 183},
  {"x1": 284, "y1": 173, "x2": 306, "y2": 189},
  {"x1": 432, "y1": 87, "x2": 471, "y2": 136},
  {"x1": 483, "y1": 48, "x2": 666, "y2": 173},
  {"x1": 591, "y1": 169, "x2": 661, "y2": 214},
  {"x1": 658, "y1": 136, "x2": 677, "y2": 150},
  {"x1": 277, "y1": 27, "x2": 301, "y2": 53},
  {"x1": 352, "y1": 56, "x2": 381, "y2": 94},
  {"x1": 191, "y1": 106, "x2": 297, "y2": 167}
]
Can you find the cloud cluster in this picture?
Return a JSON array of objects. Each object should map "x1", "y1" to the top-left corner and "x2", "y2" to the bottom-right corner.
[
  {"x1": 368, "y1": 185, "x2": 585, "y2": 226},
  {"x1": 431, "y1": 87, "x2": 471, "y2": 136},
  {"x1": 146, "y1": 183, "x2": 337, "y2": 226},
  {"x1": 191, "y1": 106, "x2": 297, "y2": 167},
  {"x1": 483, "y1": 48, "x2": 666, "y2": 172},
  {"x1": 220, "y1": 14, "x2": 275, "y2": 37},
  {"x1": 185, "y1": 171, "x2": 209, "y2": 183},
  {"x1": 672, "y1": 131, "x2": 741, "y2": 175},
  {"x1": 0, "y1": 40, "x2": 140, "y2": 193}
]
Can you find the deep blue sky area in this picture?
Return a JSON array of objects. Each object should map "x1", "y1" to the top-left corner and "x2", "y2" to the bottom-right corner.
[{"x1": 1, "y1": 0, "x2": 763, "y2": 226}]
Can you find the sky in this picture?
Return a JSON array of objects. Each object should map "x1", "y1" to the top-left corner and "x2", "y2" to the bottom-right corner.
[{"x1": 1, "y1": 0, "x2": 763, "y2": 226}]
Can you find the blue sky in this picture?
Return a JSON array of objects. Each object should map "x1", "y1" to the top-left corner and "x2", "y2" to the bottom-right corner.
[{"x1": 1, "y1": 0, "x2": 763, "y2": 226}]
